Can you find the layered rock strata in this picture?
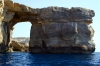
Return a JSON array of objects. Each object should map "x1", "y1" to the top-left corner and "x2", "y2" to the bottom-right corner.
[{"x1": 0, "y1": 0, "x2": 95, "y2": 54}]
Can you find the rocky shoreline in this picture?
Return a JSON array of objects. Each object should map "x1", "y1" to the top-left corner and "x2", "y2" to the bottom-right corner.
[{"x1": 8, "y1": 37, "x2": 29, "y2": 52}]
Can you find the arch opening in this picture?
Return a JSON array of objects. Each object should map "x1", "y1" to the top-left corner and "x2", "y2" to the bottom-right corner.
[{"x1": 10, "y1": 22, "x2": 32, "y2": 52}]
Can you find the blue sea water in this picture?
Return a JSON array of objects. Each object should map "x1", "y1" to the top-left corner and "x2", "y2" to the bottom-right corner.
[{"x1": 0, "y1": 52, "x2": 100, "y2": 66}]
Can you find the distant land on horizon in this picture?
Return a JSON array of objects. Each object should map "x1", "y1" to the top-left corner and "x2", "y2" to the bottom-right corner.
[{"x1": 12, "y1": 37, "x2": 30, "y2": 44}]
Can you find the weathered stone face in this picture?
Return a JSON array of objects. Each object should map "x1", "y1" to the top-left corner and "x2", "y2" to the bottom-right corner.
[
  {"x1": 0, "y1": 0, "x2": 95, "y2": 54},
  {"x1": 29, "y1": 22, "x2": 95, "y2": 54}
]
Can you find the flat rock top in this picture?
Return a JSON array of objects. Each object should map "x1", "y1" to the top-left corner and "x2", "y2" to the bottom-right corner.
[{"x1": 4, "y1": 0, "x2": 95, "y2": 23}]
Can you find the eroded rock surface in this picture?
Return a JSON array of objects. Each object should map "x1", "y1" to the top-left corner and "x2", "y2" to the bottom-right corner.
[{"x1": 0, "y1": 0, "x2": 95, "y2": 54}]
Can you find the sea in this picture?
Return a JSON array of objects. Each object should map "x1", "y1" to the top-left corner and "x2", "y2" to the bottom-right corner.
[{"x1": 0, "y1": 52, "x2": 100, "y2": 66}]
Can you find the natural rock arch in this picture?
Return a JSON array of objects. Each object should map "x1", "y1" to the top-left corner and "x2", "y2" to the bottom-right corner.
[{"x1": 0, "y1": 0, "x2": 95, "y2": 54}]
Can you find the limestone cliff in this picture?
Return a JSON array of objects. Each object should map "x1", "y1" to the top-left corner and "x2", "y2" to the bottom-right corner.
[{"x1": 0, "y1": 0, "x2": 95, "y2": 54}]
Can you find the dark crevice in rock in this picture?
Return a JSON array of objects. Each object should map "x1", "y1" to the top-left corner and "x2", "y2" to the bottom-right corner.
[{"x1": 41, "y1": 40, "x2": 52, "y2": 53}]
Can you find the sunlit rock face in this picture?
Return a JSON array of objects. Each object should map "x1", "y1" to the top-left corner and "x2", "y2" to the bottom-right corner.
[
  {"x1": 10, "y1": 40, "x2": 29, "y2": 52},
  {"x1": 0, "y1": 0, "x2": 4, "y2": 44},
  {"x1": 0, "y1": 0, "x2": 95, "y2": 54}
]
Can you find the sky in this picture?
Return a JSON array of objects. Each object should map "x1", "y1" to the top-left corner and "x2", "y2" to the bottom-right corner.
[{"x1": 12, "y1": 0, "x2": 100, "y2": 52}]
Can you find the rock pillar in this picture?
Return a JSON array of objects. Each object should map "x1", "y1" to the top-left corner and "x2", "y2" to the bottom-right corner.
[
  {"x1": 29, "y1": 20, "x2": 48, "y2": 53},
  {"x1": 0, "y1": 22, "x2": 10, "y2": 52},
  {"x1": 0, "y1": 0, "x2": 11, "y2": 52}
]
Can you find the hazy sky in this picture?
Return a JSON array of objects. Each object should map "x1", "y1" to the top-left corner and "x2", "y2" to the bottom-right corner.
[{"x1": 12, "y1": 0, "x2": 99, "y2": 52}]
